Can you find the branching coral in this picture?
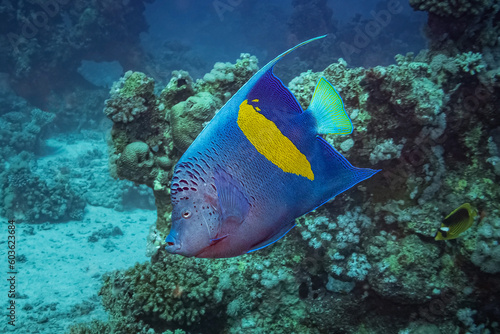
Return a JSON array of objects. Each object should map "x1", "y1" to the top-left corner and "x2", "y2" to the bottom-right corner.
[{"x1": 100, "y1": 257, "x2": 222, "y2": 327}]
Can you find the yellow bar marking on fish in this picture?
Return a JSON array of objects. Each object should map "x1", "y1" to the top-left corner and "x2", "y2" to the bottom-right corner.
[
  {"x1": 255, "y1": 107, "x2": 261, "y2": 111},
  {"x1": 252, "y1": 99, "x2": 259, "y2": 102},
  {"x1": 237, "y1": 100, "x2": 314, "y2": 180}
]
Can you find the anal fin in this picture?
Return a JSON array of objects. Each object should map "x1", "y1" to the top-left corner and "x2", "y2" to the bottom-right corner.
[{"x1": 247, "y1": 222, "x2": 296, "y2": 253}]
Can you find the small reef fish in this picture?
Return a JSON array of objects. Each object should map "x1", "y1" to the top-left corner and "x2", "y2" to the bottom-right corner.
[
  {"x1": 435, "y1": 203, "x2": 478, "y2": 241},
  {"x1": 165, "y1": 36, "x2": 379, "y2": 258}
]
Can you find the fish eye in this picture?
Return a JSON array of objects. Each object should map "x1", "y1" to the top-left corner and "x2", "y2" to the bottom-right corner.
[{"x1": 182, "y1": 210, "x2": 192, "y2": 219}]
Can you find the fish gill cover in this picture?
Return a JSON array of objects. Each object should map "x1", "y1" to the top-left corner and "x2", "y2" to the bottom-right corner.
[{"x1": 0, "y1": 1, "x2": 499, "y2": 334}]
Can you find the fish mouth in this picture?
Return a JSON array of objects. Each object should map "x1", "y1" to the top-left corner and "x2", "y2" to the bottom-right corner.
[
  {"x1": 165, "y1": 233, "x2": 181, "y2": 254},
  {"x1": 164, "y1": 232, "x2": 211, "y2": 257},
  {"x1": 165, "y1": 244, "x2": 181, "y2": 254}
]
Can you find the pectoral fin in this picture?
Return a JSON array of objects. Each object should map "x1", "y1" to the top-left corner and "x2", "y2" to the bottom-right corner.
[{"x1": 213, "y1": 169, "x2": 250, "y2": 224}]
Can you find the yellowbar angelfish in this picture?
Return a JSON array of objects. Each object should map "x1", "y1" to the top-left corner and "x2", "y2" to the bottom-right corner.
[{"x1": 164, "y1": 36, "x2": 379, "y2": 258}]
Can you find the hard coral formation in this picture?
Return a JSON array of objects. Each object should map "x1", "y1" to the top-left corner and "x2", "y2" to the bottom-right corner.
[
  {"x1": 0, "y1": 100, "x2": 91, "y2": 223},
  {"x1": 104, "y1": 71, "x2": 156, "y2": 124},
  {"x1": 196, "y1": 53, "x2": 259, "y2": 102},
  {"x1": 470, "y1": 215, "x2": 500, "y2": 273},
  {"x1": 160, "y1": 70, "x2": 195, "y2": 110},
  {"x1": 101, "y1": 257, "x2": 221, "y2": 327},
  {"x1": 410, "y1": 0, "x2": 500, "y2": 68},
  {"x1": 367, "y1": 234, "x2": 465, "y2": 304},
  {"x1": 1, "y1": 153, "x2": 86, "y2": 223},
  {"x1": 72, "y1": 246, "x2": 309, "y2": 334},
  {"x1": 0, "y1": 108, "x2": 55, "y2": 159},
  {"x1": 170, "y1": 92, "x2": 221, "y2": 151},
  {"x1": 117, "y1": 141, "x2": 154, "y2": 184}
]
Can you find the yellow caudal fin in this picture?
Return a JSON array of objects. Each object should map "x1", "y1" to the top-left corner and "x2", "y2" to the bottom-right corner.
[{"x1": 308, "y1": 77, "x2": 353, "y2": 135}]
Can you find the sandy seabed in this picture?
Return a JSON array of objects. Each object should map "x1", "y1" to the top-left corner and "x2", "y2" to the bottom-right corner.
[
  {"x1": 1, "y1": 206, "x2": 155, "y2": 333},
  {"x1": 1, "y1": 131, "x2": 157, "y2": 333}
]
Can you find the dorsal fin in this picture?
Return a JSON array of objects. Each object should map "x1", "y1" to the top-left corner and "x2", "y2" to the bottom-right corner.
[
  {"x1": 245, "y1": 35, "x2": 327, "y2": 116},
  {"x1": 247, "y1": 69, "x2": 303, "y2": 115},
  {"x1": 226, "y1": 36, "x2": 326, "y2": 119},
  {"x1": 259, "y1": 35, "x2": 327, "y2": 75}
]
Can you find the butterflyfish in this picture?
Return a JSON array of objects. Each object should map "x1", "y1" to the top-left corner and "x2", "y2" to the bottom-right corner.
[{"x1": 435, "y1": 203, "x2": 478, "y2": 241}]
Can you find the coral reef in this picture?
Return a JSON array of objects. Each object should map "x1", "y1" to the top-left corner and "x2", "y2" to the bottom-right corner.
[
  {"x1": 409, "y1": 0, "x2": 492, "y2": 18},
  {"x1": 72, "y1": 31, "x2": 500, "y2": 333},
  {"x1": 0, "y1": 105, "x2": 54, "y2": 160},
  {"x1": 116, "y1": 141, "x2": 155, "y2": 184},
  {"x1": 196, "y1": 53, "x2": 259, "y2": 102},
  {"x1": 0, "y1": 108, "x2": 155, "y2": 223},
  {"x1": 104, "y1": 72, "x2": 156, "y2": 124},
  {"x1": 409, "y1": 0, "x2": 500, "y2": 67},
  {"x1": 0, "y1": 0, "x2": 153, "y2": 106},
  {"x1": 0, "y1": 152, "x2": 86, "y2": 222},
  {"x1": 470, "y1": 215, "x2": 500, "y2": 274},
  {"x1": 104, "y1": 54, "x2": 259, "y2": 232},
  {"x1": 0, "y1": 98, "x2": 92, "y2": 223},
  {"x1": 101, "y1": 257, "x2": 222, "y2": 327},
  {"x1": 0, "y1": 64, "x2": 113, "y2": 209}
]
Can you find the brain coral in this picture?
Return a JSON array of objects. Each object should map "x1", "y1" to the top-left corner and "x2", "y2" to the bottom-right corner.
[
  {"x1": 170, "y1": 92, "x2": 222, "y2": 152},
  {"x1": 116, "y1": 141, "x2": 154, "y2": 184}
]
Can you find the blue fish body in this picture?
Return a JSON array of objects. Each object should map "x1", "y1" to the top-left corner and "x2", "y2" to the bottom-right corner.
[{"x1": 165, "y1": 36, "x2": 379, "y2": 258}]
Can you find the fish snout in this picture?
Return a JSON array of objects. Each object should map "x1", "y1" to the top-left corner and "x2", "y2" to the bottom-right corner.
[{"x1": 165, "y1": 233, "x2": 181, "y2": 253}]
